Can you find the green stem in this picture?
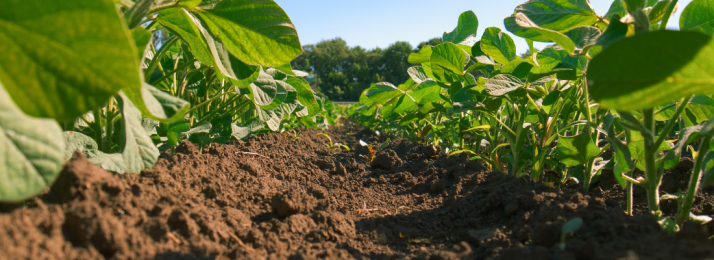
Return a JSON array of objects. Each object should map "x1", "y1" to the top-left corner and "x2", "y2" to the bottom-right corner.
[
  {"x1": 186, "y1": 92, "x2": 233, "y2": 115},
  {"x1": 93, "y1": 107, "x2": 103, "y2": 152},
  {"x1": 144, "y1": 36, "x2": 179, "y2": 81},
  {"x1": 658, "y1": 0, "x2": 680, "y2": 31},
  {"x1": 150, "y1": 59, "x2": 197, "y2": 86},
  {"x1": 676, "y1": 136, "x2": 713, "y2": 225},
  {"x1": 643, "y1": 108, "x2": 661, "y2": 214},
  {"x1": 654, "y1": 95, "x2": 692, "y2": 150},
  {"x1": 104, "y1": 97, "x2": 115, "y2": 152}
]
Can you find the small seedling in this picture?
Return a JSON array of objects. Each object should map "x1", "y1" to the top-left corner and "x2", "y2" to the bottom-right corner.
[
  {"x1": 560, "y1": 217, "x2": 583, "y2": 250},
  {"x1": 318, "y1": 133, "x2": 350, "y2": 151}
]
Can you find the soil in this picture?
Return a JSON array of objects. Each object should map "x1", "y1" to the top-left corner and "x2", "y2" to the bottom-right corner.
[{"x1": 2, "y1": 120, "x2": 714, "y2": 260}]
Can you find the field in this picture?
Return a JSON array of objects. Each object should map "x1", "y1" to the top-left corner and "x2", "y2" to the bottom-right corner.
[
  {"x1": 1, "y1": 121, "x2": 713, "y2": 259},
  {"x1": 3, "y1": 0, "x2": 714, "y2": 259}
]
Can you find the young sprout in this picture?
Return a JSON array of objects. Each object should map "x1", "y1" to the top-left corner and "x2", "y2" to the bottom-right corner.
[
  {"x1": 318, "y1": 133, "x2": 350, "y2": 151},
  {"x1": 560, "y1": 217, "x2": 583, "y2": 250}
]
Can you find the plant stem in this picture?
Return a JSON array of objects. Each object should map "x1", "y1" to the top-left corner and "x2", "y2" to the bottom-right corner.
[
  {"x1": 654, "y1": 95, "x2": 692, "y2": 149},
  {"x1": 659, "y1": 0, "x2": 680, "y2": 31},
  {"x1": 104, "y1": 97, "x2": 115, "y2": 152},
  {"x1": 676, "y1": 135, "x2": 713, "y2": 225},
  {"x1": 643, "y1": 108, "x2": 661, "y2": 213},
  {"x1": 186, "y1": 92, "x2": 234, "y2": 115},
  {"x1": 149, "y1": 59, "x2": 197, "y2": 85},
  {"x1": 93, "y1": 107, "x2": 103, "y2": 152}
]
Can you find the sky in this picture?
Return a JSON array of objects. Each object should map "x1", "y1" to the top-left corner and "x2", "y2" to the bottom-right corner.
[{"x1": 275, "y1": 0, "x2": 693, "y2": 54}]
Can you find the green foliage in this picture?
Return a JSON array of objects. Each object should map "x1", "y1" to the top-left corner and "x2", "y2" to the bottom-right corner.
[
  {"x1": 0, "y1": 0, "x2": 338, "y2": 202},
  {"x1": 0, "y1": 85, "x2": 64, "y2": 202},
  {"x1": 0, "y1": 0, "x2": 140, "y2": 120},
  {"x1": 588, "y1": 31, "x2": 714, "y2": 111},
  {"x1": 350, "y1": 1, "x2": 714, "y2": 232}
]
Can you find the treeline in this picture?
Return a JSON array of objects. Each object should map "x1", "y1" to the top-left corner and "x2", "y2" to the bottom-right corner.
[{"x1": 290, "y1": 37, "x2": 443, "y2": 101}]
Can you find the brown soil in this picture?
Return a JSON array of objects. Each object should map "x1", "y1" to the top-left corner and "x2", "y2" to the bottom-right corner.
[{"x1": 2, "y1": 121, "x2": 714, "y2": 260}]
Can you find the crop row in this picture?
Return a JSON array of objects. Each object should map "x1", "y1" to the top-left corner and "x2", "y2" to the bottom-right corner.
[
  {"x1": 350, "y1": 0, "x2": 714, "y2": 232},
  {"x1": 0, "y1": 0, "x2": 339, "y2": 202}
]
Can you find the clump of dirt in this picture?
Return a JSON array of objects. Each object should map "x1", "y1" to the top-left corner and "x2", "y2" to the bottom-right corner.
[{"x1": 1, "y1": 122, "x2": 714, "y2": 260}]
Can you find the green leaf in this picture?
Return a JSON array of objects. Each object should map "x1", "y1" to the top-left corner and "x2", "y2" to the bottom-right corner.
[
  {"x1": 407, "y1": 66, "x2": 430, "y2": 84},
  {"x1": 195, "y1": 0, "x2": 302, "y2": 67},
  {"x1": 125, "y1": 0, "x2": 159, "y2": 29},
  {"x1": 596, "y1": 14, "x2": 629, "y2": 47},
  {"x1": 648, "y1": 0, "x2": 674, "y2": 24},
  {"x1": 505, "y1": 0, "x2": 599, "y2": 42},
  {"x1": 285, "y1": 78, "x2": 319, "y2": 117},
  {"x1": 680, "y1": 0, "x2": 714, "y2": 36},
  {"x1": 249, "y1": 70, "x2": 278, "y2": 107},
  {"x1": 258, "y1": 79, "x2": 288, "y2": 110},
  {"x1": 409, "y1": 46, "x2": 432, "y2": 64},
  {"x1": 360, "y1": 82, "x2": 403, "y2": 107},
  {"x1": 165, "y1": 120, "x2": 191, "y2": 146},
  {"x1": 0, "y1": 85, "x2": 64, "y2": 202},
  {"x1": 511, "y1": 13, "x2": 576, "y2": 54},
  {"x1": 431, "y1": 43, "x2": 469, "y2": 75},
  {"x1": 606, "y1": 0, "x2": 659, "y2": 18},
  {"x1": 565, "y1": 26, "x2": 601, "y2": 49},
  {"x1": 257, "y1": 106, "x2": 285, "y2": 131},
  {"x1": 480, "y1": 27, "x2": 517, "y2": 64},
  {"x1": 63, "y1": 131, "x2": 129, "y2": 173},
  {"x1": 231, "y1": 120, "x2": 264, "y2": 140},
  {"x1": 412, "y1": 81, "x2": 446, "y2": 104},
  {"x1": 132, "y1": 27, "x2": 152, "y2": 60},
  {"x1": 156, "y1": 7, "x2": 217, "y2": 68},
  {"x1": 443, "y1": 11, "x2": 479, "y2": 45},
  {"x1": 118, "y1": 92, "x2": 160, "y2": 174},
  {"x1": 0, "y1": 0, "x2": 141, "y2": 120},
  {"x1": 179, "y1": 0, "x2": 203, "y2": 9},
  {"x1": 588, "y1": 30, "x2": 714, "y2": 111},
  {"x1": 556, "y1": 133, "x2": 600, "y2": 167},
  {"x1": 485, "y1": 74, "x2": 524, "y2": 96},
  {"x1": 126, "y1": 83, "x2": 191, "y2": 123},
  {"x1": 541, "y1": 47, "x2": 588, "y2": 70}
]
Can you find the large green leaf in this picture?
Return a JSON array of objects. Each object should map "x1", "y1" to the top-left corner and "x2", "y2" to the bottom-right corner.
[
  {"x1": 504, "y1": 0, "x2": 599, "y2": 42},
  {"x1": 480, "y1": 27, "x2": 517, "y2": 65},
  {"x1": 195, "y1": 0, "x2": 302, "y2": 67},
  {"x1": 118, "y1": 93, "x2": 160, "y2": 174},
  {"x1": 443, "y1": 11, "x2": 479, "y2": 45},
  {"x1": 588, "y1": 30, "x2": 714, "y2": 111},
  {"x1": 431, "y1": 43, "x2": 469, "y2": 75},
  {"x1": 156, "y1": 7, "x2": 217, "y2": 68},
  {"x1": 360, "y1": 82, "x2": 403, "y2": 107},
  {"x1": 0, "y1": 85, "x2": 64, "y2": 202},
  {"x1": 285, "y1": 78, "x2": 319, "y2": 117},
  {"x1": 680, "y1": 0, "x2": 714, "y2": 36},
  {"x1": 511, "y1": 13, "x2": 576, "y2": 54},
  {"x1": 0, "y1": 0, "x2": 141, "y2": 120},
  {"x1": 556, "y1": 133, "x2": 600, "y2": 167}
]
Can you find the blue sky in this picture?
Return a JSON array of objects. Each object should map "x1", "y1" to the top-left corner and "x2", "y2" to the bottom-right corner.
[{"x1": 275, "y1": 0, "x2": 693, "y2": 54}]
